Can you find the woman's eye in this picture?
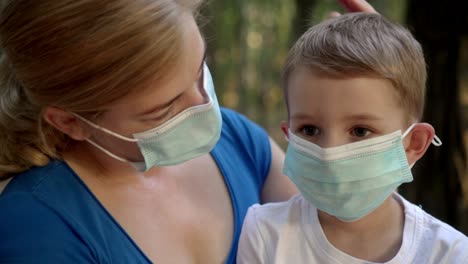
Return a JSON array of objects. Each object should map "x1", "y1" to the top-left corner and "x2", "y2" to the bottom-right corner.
[
  {"x1": 301, "y1": 126, "x2": 320, "y2": 136},
  {"x1": 352, "y1": 127, "x2": 371, "y2": 137},
  {"x1": 143, "y1": 108, "x2": 171, "y2": 123}
]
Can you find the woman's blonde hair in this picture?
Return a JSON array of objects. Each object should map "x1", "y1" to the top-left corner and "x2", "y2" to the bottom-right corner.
[
  {"x1": 283, "y1": 13, "x2": 427, "y2": 124},
  {"x1": 0, "y1": 0, "x2": 203, "y2": 178}
]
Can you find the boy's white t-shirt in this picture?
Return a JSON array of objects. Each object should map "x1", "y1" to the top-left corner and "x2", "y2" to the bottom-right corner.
[{"x1": 237, "y1": 193, "x2": 468, "y2": 264}]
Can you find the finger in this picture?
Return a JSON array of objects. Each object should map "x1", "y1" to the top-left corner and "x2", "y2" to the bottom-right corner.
[
  {"x1": 328, "y1": 11, "x2": 341, "y2": 19},
  {"x1": 338, "y1": 0, "x2": 377, "y2": 13}
]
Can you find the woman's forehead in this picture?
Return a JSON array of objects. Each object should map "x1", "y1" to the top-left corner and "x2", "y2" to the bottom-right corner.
[{"x1": 107, "y1": 16, "x2": 206, "y2": 114}]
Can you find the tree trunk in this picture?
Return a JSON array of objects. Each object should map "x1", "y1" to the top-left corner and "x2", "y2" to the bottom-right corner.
[
  {"x1": 292, "y1": 0, "x2": 317, "y2": 41},
  {"x1": 402, "y1": 0, "x2": 467, "y2": 233}
]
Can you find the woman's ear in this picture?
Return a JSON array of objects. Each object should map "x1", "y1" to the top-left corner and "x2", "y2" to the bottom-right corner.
[
  {"x1": 280, "y1": 121, "x2": 289, "y2": 141},
  {"x1": 403, "y1": 123, "x2": 436, "y2": 166},
  {"x1": 43, "y1": 107, "x2": 90, "y2": 141}
]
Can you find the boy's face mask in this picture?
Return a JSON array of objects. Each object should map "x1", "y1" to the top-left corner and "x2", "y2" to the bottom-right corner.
[
  {"x1": 74, "y1": 64, "x2": 222, "y2": 172},
  {"x1": 283, "y1": 124, "x2": 441, "y2": 222}
]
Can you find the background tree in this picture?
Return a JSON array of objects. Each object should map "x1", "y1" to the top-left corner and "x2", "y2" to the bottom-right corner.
[{"x1": 401, "y1": 0, "x2": 468, "y2": 232}]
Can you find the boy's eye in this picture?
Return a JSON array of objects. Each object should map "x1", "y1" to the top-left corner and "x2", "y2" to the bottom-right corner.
[
  {"x1": 301, "y1": 125, "x2": 320, "y2": 136},
  {"x1": 351, "y1": 127, "x2": 371, "y2": 137}
]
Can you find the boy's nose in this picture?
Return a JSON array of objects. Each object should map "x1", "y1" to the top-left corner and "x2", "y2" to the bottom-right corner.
[{"x1": 318, "y1": 132, "x2": 348, "y2": 148}]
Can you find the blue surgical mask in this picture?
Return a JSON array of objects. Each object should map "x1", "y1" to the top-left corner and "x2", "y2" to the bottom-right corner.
[
  {"x1": 283, "y1": 124, "x2": 441, "y2": 222},
  {"x1": 75, "y1": 64, "x2": 222, "y2": 172}
]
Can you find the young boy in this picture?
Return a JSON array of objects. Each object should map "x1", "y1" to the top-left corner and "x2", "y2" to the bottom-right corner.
[{"x1": 237, "y1": 13, "x2": 468, "y2": 263}]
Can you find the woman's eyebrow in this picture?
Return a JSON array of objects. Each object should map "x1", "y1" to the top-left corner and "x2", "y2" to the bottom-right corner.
[{"x1": 137, "y1": 93, "x2": 183, "y2": 116}]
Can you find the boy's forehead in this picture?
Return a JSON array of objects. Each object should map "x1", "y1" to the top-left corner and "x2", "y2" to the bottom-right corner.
[
  {"x1": 281, "y1": 12, "x2": 426, "y2": 123},
  {"x1": 286, "y1": 68, "x2": 407, "y2": 123}
]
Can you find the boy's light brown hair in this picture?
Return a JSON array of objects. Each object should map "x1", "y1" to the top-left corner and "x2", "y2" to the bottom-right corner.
[{"x1": 282, "y1": 13, "x2": 426, "y2": 123}]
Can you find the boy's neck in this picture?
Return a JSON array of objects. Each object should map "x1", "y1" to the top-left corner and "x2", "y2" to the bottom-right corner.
[{"x1": 318, "y1": 194, "x2": 405, "y2": 262}]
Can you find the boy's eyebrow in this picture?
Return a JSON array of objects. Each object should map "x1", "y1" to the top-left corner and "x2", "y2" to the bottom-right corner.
[
  {"x1": 343, "y1": 114, "x2": 382, "y2": 121},
  {"x1": 290, "y1": 113, "x2": 316, "y2": 120},
  {"x1": 290, "y1": 113, "x2": 382, "y2": 121}
]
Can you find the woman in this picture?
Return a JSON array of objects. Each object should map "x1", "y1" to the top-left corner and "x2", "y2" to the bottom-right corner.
[{"x1": 0, "y1": 0, "x2": 375, "y2": 263}]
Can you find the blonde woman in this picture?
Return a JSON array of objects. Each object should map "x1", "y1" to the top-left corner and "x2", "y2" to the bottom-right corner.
[{"x1": 0, "y1": 0, "x2": 374, "y2": 263}]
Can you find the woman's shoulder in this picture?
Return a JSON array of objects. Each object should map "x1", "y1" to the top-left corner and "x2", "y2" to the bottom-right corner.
[
  {"x1": 0, "y1": 170, "x2": 96, "y2": 263},
  {"x1": 215, "y1": 108, "x2": 272, "y2": 183},
  {"x1": 0, "y1": 160, "x2": 87, "y2": 233},
  {"x1": 1, "y1": 160, "x2": 71, "y2": 194},
  {"x1": 0, "y1": 160, "x2": 149, "y2": 263},
  {"x1": 219, "y1": 107, "x2": 270, "y2": 149},
  {"x1": 0, "y1": 160, "x2": 82, "y2": 231},
  {"x1": 220, "y1": 107, "x2": 266, "y2": 136}
]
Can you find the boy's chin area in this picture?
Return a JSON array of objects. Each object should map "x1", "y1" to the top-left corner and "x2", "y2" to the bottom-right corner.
[
  {"x1": 316, "y1": 193, "x2": 404, "y2": 229},
  {"x1": 317, "y1": 193, "x2": 406, "y2": 262}
]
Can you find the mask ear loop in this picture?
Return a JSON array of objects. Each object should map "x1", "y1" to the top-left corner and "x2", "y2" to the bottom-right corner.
[
  {"x1": 402, "y1": 123, "x2": 417, "y2": 139},
  {"x1": 431, "y1": 135, "x2": 442, "y2": 146},
  {"x1": 72, "y1": 113, "x2": 137, "y2": 163},
  {"x1": 402, "y1": 123, "x2": 443, "y2": 146},
  {"x1": 84, "y1": 139, "x2": 130, "y2": 162},
  {"x1": 72, "y1": 113, "x2": 139, "y2": 142},
  {"x1": 402, "y1": 123, "x2": 443, "y2": 169}
]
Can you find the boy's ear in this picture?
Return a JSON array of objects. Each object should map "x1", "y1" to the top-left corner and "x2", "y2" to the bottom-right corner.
[
  {"x1": 403, "y1": 123, "x2": 435, "y2": 166},
  {"x1": 43, "y1": 106, "x2": 91, "y2": 141},
  {"x1": 280, "y1": 121, "x2": 289, "y2": 140}
]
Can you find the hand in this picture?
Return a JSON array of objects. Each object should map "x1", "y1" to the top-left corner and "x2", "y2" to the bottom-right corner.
[
  {"x1": 338, "y1": 0, "x2": 377, "y2": 13},
  {"x1": 328, "y1": 0, "x2": 377, "y2": 18}
]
